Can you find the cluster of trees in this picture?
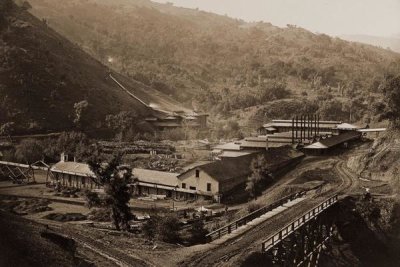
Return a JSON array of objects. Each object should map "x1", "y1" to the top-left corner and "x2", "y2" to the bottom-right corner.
[
  {"x1": 4, "y1": 131, "x2": 96, "y2": 164},
  {"x1": 376, "y1": 75, "x2": 400, "y2": 128},
  {"x1": 195, "y1": 81, "x2": 291, "y2": 115},
  {"x1": 27, "y1": 0, "x2": 400, "y2": 120}
]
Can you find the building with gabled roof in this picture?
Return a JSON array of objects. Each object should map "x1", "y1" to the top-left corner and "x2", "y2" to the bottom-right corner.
[
  {"x1": 178, "y1": 147, "x2": 304, "y2": 201},
  {"x1": 304, "y1": 131, "x2": 361, "y2": 154}
]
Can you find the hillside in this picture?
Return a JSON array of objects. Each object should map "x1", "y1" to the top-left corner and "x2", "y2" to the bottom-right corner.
[
  {"x1": 27, "y1": 0, "x2": 400, "y2": 126},
  {"x1": 0, "y1": 2, "x2": 177, "y2": 135},
  {"x1": 341, "y1": 34, "x2": 400, "y2": 53}
]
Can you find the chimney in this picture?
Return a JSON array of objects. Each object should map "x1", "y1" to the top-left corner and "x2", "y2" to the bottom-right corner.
[{"x1": 60, "y1": 152, "x2": 68, "y2": 162}]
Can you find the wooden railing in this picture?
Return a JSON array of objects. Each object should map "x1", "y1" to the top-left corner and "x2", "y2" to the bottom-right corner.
[
  {"x1": 261, "y1": 194, "x2": 338, "y2": 252},
  {"x1": 206, "y1": 191, "x2": 307, "y2": 242}
]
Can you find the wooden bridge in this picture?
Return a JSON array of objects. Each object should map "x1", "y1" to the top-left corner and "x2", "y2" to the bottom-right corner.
[
  {"x1": 0, "y1": 160, "x2": 50, "y2": 184},
  {"x1": 261, "y1": 195, "x2": 339, "y2": 266}
]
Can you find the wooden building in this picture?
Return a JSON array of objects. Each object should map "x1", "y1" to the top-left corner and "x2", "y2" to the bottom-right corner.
[
  {"x1": 259, "y1": 120, "x2": 343, "y2": 135},
  {"x1": 178, "y1": 147, "x2": 305, "y2": 201},
  {"x1": 50, "y1": 161, "x2": 98, "y2": 189},
  {"x1": 304, "y1": 131, "x2": 362, "y2": 155}
]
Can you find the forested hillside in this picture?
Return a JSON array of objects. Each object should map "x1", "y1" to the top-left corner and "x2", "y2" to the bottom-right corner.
[
  {"x1": 0, "y1": 1, "x2": 154, "y2": 135},
  {"x1": 28, "y1": 0, "x2": 400, "y2": 126}
]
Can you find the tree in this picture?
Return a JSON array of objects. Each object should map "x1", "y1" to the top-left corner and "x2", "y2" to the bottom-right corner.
[
  {"x1": 73, "y1": 100, "x2": 89, "y2": 127},
  {"x1": 87, "y1": 154, "x2": 134, "y2": 231},
  {"x1": 143, "y1": 215, "x2": 159, "y2": 240},
  {"x1": 379, "y1": 75, "x2": 400, "y2": 128},
  {"x1": 105, "y1": 111, "x2": 138, "y2": 141},
  {"x1": 245, "y1": 155, "x2": 269, "y2": 200},
  {"x1": 15, "y1": 139, "x2": 44, "y2": 164},
  {"x1": 189, "y1": 220, "x2": 208, "y2": 244},
  {"x1": 158, "y1": 214, "x2": 181, "y2": 243},
  {"x1": 55, "y1": 131, "x2": 95, "y2": 161}
]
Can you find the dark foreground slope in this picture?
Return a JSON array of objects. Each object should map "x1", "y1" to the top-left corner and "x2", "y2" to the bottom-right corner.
[
  {"x1": 0, "y1": 3, "x2": 153, "y2": 134},
  {"x1": 0, "y1": 210, "x2": 90, "y2": 266}
]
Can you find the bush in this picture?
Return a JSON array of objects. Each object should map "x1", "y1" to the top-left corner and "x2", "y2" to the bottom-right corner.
[
  {"x1": 247, "y1": 203, "x2": 262, "y2": 213},
  {"x1": 87, "y1": 208, "x2": 111, "y2": 222},
  {"x1": 158, "y1": 214, "x2": 181, "y2": 243},
  {"x1": 84, "y1": 190, "x2": 103, "y2": 208},
  {"x1": 143, "y1": 216, "x2": 159, "y2": 240},
  {"x1": 189, "y1": 220, "x2": 209, "y2": 244}
]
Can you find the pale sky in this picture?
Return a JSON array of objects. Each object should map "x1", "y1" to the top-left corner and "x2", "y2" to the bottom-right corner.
[{"x1": 152, "y1": 0, "x2": 400, "y2": 37}]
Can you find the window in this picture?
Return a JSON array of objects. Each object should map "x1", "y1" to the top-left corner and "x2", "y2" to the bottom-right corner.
[
  {"x1": 207, "y1": 183, "x2": 211, "y2": 192},
  {"x1": 190, "y1": 186, "x2": 196, "y2": 190},
  {"x1": 182, "y1": 183, "x2": 186, "y2": 189},
  {"x1": 195, "y1": 170, "x2": 200, "y2": 178}
]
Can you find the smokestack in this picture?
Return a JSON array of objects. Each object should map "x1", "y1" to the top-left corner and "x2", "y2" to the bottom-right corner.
[
  {"x1": 295, "y1": 115, "x2": 298, "y2": 142},
  {"x1": 292, "y1": 118, "x2": 294, "y2": 144},
  {"x1": 301, "y1": 115, "x2": 304, "y2": 143}
]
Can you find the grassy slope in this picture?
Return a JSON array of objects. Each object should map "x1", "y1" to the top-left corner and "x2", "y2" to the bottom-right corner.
[{"x1": 0, "y1": 5, "x2": 154, "y2": 134}]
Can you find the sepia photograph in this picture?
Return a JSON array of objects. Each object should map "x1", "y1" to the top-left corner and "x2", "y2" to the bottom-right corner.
[{"x1": 0, "y1": 0, "x2": 400, "y2": 266}]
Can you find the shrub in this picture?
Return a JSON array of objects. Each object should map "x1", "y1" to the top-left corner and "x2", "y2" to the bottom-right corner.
[
  {"x1": 143, "y1": 216, "x2": 159, "y2": 240},
  {"x1": 247, "y1": 203, "x2": 262, "y2": 213},
  {"x1": 189, "y1": 220, "x2": 209, "y2": 244},
  {"x1": 158, "y1": 214, "x2": 181, "y2": 243}
]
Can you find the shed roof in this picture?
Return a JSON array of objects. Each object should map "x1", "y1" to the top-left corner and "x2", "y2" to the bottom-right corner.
[
  {"x1": 336, "y1": 123, "x2": 360, "y2": 130},
  {"x1": 304, "y1": 132, "x2": 361, "y2": 149},
  {"x1": 263, "y1": 121, "x2": 341, "y2": 129},
  {"x1": 51, "y1": 161, "x2": 94, "y2": 177},
  {"x1": 213, "y1": 142, "x2": 241, "y2": 151},
  {"x1": 133, "y1": 168, "x2": 178, "y2": 187},
  {"x1": 218, "y1": 151, "x2": 255, "y2": 158}
]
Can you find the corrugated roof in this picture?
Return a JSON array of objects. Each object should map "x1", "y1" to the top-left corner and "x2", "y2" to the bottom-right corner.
[
  {"x1": 133, "y1": 168, "x2": 178, "y2": 187},
  {"x1": 51, "y1": 161, "x2": 94, "y2": 177},
  {"x1": 305, "y1": 132, "x2": 361, "y2": 149}
]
